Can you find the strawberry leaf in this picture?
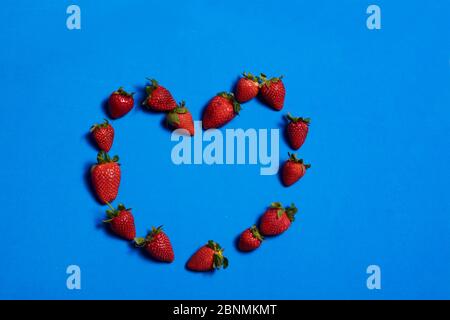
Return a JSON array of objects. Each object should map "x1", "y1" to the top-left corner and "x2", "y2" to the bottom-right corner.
[
  {"x1": 147, "y1": 225, "x2": 163, "y2": 241},
  {"x1": 233, "y1": 100, "x2": 241, "y2": 115},
  {"x1": 144, "y1": 78, "x2": 159, "y2": 102},
  {"x1": 167, "y1": 112, "x2": 180, "y2": 126},
  {"x1": 287, "y1": 152, "x2": 304, "y2": 164},
  {"x1": 207, "y1": 240, "x2": 217, "y2": 250},
  {"x1": 259, "y1": 73, "x2": 283, "y2": 87},
  {"x1": 270, "y1": 202, "x2": 282, "y2": 208},
  {"x1": 104, "y1": 203, "x2": 127, "y2": 219},
  {"x1": 223, "y1": 257, "x2": 229, "y2": 269},
  {"x1": 242, "y1": 72, "x2": 258, "y2": 82},
  {"x1": 134, "y1": 237, "x2": 147, "y2": 247},
  {"x1": 286, "y1": 113, "x2": 311, "y2": 124},
  {"x1": 285, "y1": 203, "x2": 298, "y2": 222},
  {"x1": 276, "y1": 209, "x2": 284, "y2": 218},
  {"x1": 90, "y1": 119, "x2": 110, "y2": 132},
  {"x1": 115, "y1": 87, "x2": 134, "y2": 97},
  {"x1": 213, "y1": 254, "x2": 221, "y2": 269},
  {"x1": 250, "y1": 225, "x2": 264, "y2": 241},
  {"x1": 96, "y1": 151, "x2": 119, "y2": 164}
]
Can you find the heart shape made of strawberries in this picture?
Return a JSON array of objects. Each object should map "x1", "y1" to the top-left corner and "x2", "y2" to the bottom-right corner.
[{"x1": 88, "y1": 73, "x2": 311, "y2": 272}]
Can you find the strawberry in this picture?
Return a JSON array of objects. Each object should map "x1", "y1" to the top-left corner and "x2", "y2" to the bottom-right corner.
[
  {"x1": 259, "y1": 202, "x2": 298, "y2": 236},
  {"x1": 135, "y1": 226, "x2": 174, "y2": 263},
  {"x1": 108, "y1": 87, "x2": 134, "y2": 119},
  {"x1": 234, "y1": 72, "x2": 259, "y2": 103},
  {"x1": 103, "y1": 203, "x2": 136, "y2": 240},
  {"x1": 143, "y1": 79, "x2": 177, "y2": 112},
  {"x1": 91, "y1": 151, "x2": 121, "y2": 204},
  {"x1": 90, "y1": 119, "x2": 114, "y2": 152},
  {"x1": 259, "y1": 74, "x2": 285, "y2": 111},
  {"x1": 286, "y1": 113, "x2": 310, "y2": 150},
  {"x1": 238, "y1": 225, "x2": 263, "y2": 252},
  {"x1": 187, "y1": 240, "x2": 228, "y2": 272},
  {"x1": 281, "y1": 153, "x2": 310, "y2": 187},
  {"x1": 202, "y1": 92, "x2": 241, "y2": 129},
  {"x1": 166, "y1": 101, "x2": 195, "y2": 136}
]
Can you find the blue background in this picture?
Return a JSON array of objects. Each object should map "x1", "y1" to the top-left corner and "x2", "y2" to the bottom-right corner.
[{"x1": 0, "y1": 0, "x2": 449, "y2": 299}]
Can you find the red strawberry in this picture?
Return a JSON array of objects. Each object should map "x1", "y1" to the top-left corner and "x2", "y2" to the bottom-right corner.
[
  {"x1": 238, "y1": 225, "x2": 263, "y2": 252},
  {"x1": 202, "y1": 92, "x2": 241, "y2": 129},
  {"x1": 166, "y1": 101, "x2": 195, "y2": 136},
  {"x1": 135, "y1": 226, "x2": 175, "y2": 263},
  {"x1": 103, "y1": 203, "x2": 136, "y2": 240},
  {"x1": 281, "y1": 153, "x2": 310, "y2": 187},
  {"x1": 234, "y1": 72, "x2": 259, "y2": 103},
  {"x1": 143, "y1": 79, "x2": 177, "y2": 112},
  {"x1": 187, "y1": 240, "x2": 228, "y2": 272},
  {"x1": 259, "y1": 202, "x2": 298, "y2": 236},
  {"x1": 286, "y1": 113, "x2": 310, "y2": 150},
  {"x1": 259, "y1": 74, "x2": 286, "y2": 111},
  {"x1": 90, "y1": 119, "x2": 114, "y2": 152},
  {"x1": 108, "y1": 87, "x2": 134, "y2": 119},
  {"x1": 91, "y1": 151, "x2": 121, "y2": 204}
]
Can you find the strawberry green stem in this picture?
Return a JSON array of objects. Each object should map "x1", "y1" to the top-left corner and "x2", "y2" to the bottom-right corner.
[
  {"x1": 286, "y1": 113, "x2": 310, "y2": 124},
  {"x1": 217, "y1": 92, "x2": 241, "y2": 114},
  {"x1": 96, "y1": 151, "x2": 119, "y2": 164},
  {"x1": 285, "y1": 203, "x2": 298, "y2": 222},
  {"x1": 250, "y1": 225, "x2": 264, "y2": 241},
  {"x1": 259, "y1": 73, "x2": 283, "y2": 87},
  {"x1": 115, "y1": 87, "x2": 134, "y2": 97},
  {"x1": 134, "y1": 237, "x2": 147, "y2": 247},
  {"x1": 242, "y1": 72, "x2": 259, "y2": 82},
  {"x1": 106, "y1": 202, "x2": 115, "y2": 211}
]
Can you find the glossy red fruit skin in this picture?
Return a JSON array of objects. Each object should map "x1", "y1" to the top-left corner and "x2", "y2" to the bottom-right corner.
[
  {"x1": 187, "y1": 246, "x2": 215, "y2": 271},
  {"x1": 260, "y1": 80, "x2": 285, "y2": 111},
  {"x1": 146, "y1": 86, "x2": 177, "y2": 112},
  {"x1": 235, "y1": 78, "x2": 259, "y2": 103},
  {"x1": 287, "y1": 121, "x2": 308, "y2": 150},
  {"x1": 176, "y1": 112, "x2": 194, "y2": 136},
  {"x1": 238, "y1": 229, "x2": 262, "y2": 252},
  {"x1": 110, "y1": 210, "x2": 136, "y2": 240},
  {"x1": 146, "y1": 232, "x2": 175, "y2": 263},
  {"x1": 259, "y1": 208, "x2": 291, "y2": 236},
  {"x1": 92, "y1": 124, "x2": 114, "y2": 152},
  {"x1": 202, "y1": 96, "x2": 236, "y2": 129},
  {"x1": 281, "y1": 161, "x2": 306, "y2": 187},
  {"x1": 167, "y1": 109, "x2": 195, "y2": 136},
  {"x1": 108, "y1": 93, "x2": 134, "y2": 119},
  {"x1": 91, "y1": 162, "x2": 121, "y2": 204}
]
